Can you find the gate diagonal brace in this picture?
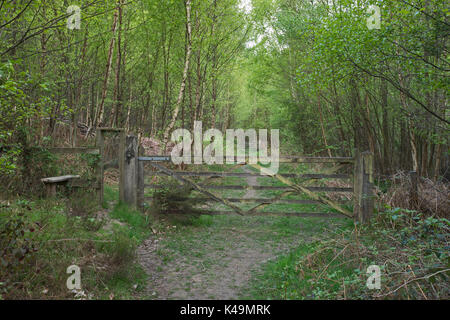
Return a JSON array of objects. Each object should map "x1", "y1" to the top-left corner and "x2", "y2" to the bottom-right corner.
[
  {"x1": 148, "y1": 162, "x2": 245, "y2": 215},
  {"x1": 248, "y1": 163, "x2": 353, "y2": 218},
  {"x1": 245, "y1": 163, "x2": 344, "y2": 214}
]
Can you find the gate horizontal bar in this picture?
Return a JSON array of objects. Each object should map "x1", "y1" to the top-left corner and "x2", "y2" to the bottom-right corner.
[
  {"x1": 49, "y1": 147, "x2": 100, "y2": 154},
  {"x1": 144, "y1": 196, "x2": 350, "y2": 204},
  {"x1": 147, "y1": 171, "x2": 351, "y2": 179},
  {"x1": 138, "y1": 155, "x2": 354, "y2": 163},
  {"x1": 144, "y1": 184, "x2": 353, "y2": 192},
  {"x1": 138, "y1": 156, "x2": 171, "y2": 161}
]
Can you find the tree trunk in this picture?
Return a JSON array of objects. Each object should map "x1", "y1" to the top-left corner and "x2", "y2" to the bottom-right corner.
[
  {"x1": 317, "y1": 94, "x2": 332, "y2": 157},
  {"x1": 163, "y1": 0, "x2": 192, "y2": 148},
  {"x1": 94, "y1": 5, "x2": 119, "y2": 128},
  {"x1": 111, "y1": 0, "x2": 123, "y2": 127},
  {"x1": 380, "y1": 78, "x2": 390, "y2": 174}
]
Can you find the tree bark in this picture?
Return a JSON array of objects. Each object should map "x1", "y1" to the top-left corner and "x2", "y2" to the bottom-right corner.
[
  {"x1": 163, "y1": 0, "x2": 192, "y2": 149},
  {"x1": 111, "y1": 0, "x2": 123, "y2": 127},
  {"x1": 94, "y1": 5, "x2": 119, "y2": 128}
]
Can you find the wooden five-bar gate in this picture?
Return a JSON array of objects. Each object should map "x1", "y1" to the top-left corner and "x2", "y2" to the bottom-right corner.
[{"x1": 118, "y1": 135, "x2": 375, "y2": 223}]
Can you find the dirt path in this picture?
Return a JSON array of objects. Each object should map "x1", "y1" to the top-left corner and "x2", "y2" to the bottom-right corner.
[
  {"x1": 137, "y1": 168, "x2": 288, "y2": 299},
  {"x1": 138, "y1": 223, "x2": 301, "y2": 300},
  {"x1": 137, "y1": 166, "x2": 341, "y2": 300}
]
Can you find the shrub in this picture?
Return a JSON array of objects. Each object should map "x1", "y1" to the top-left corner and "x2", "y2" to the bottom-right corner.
[
  {"x1": 0, "y1": 203, "x2": 39, "y2": 295},
  {"x1": 150, "y1": 179, "x2": 205, "y2": 215}
]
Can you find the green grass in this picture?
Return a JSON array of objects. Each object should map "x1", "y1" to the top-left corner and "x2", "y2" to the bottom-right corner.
[
  {"x1": 0, "y1": 187, "x2": 151, "y2": 300},
  {"x1": 242, "y1": 209, "x2": 450, "y2": 300},
  {"x1": 151, "y1": 213, "x2": 345, "y2": 267},
  {"x1": 103, "y1": 185, "x2": 119, "y2": 208},
  {"x1": 110, "y1": 202, "x2": 150, "y2": 242},
  {"x1": 240, "y1": 219, "x2": 356, "y2": 300},
  {"x1": 240, "y1": 244, "x2": 317, "y2": 299}
]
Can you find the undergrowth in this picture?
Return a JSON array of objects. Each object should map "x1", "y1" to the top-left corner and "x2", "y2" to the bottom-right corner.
[
  {"x1": 0, "y1": 189, "x2": 150, "y2": 300},
  {"x1": 245, "y1": 207, "x2": 449, "y2": 300}
]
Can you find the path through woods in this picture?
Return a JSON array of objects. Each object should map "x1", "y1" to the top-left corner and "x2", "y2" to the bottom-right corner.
[{"x1": 137, "y1": 166, "x2": 343, "y2": 299}]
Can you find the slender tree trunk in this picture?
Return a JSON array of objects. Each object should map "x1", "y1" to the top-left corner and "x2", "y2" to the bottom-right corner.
[
  {"x1": 434, "y1": 143, "x2": 442, "y2": 182},
  {"x1": 111, "y1": 0, "x2": 123, "y2": 127},
  {"x1": 94, "y1": 5, "x2": 119, "y2": 128},
  {"x1": 317, "y1": 94, "x2": 332, "y2": 157},
  {"x1": 210, "y1": 0, "x2": 218, "y2": 129},
  {"x1": 163, "y1": 0, "x2": 192, "y2": 148},
  {"x1": 398, "y1": 71, "x2": 419, "y2": 172},
  {"x1": 125, "y1": 77, "x2": 132, "y2": 132},
  {"x1": 380, "y1": 78, "x2": 390, "y2": 174}
]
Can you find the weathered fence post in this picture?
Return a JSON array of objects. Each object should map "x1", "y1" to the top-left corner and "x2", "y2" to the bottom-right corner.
[
  {"x1": 353, "y1": 150, "x2": 374, "y2": 223},
  {"x1": 409, "y1": 171, "x2": 418, "y2": 209},
  {"x1": 120, "y1": 135, "x2": 138, "y2": 208},
  {"x1": 137, "y1": 144, "x2": 144, "y2": 211}
]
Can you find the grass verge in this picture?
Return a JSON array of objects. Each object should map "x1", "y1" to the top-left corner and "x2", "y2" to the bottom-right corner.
[
  {"x1": 0, "y1": 186, "x2": 151, "y2": 300},
  {"x1": 243, "y1": 208, "x2": 449, "y2": 299}
]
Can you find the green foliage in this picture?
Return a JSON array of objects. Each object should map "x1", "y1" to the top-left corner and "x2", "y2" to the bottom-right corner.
[
  {"x1": 101, "y1": 229, "x2": 137, "y2": 268},
  {"x1": 188, "y1": 214, "x2": 214, "y2": 227},
  {"x1": 0, "y1": 205, "x2": 39, "y2": 294},
  {"x1": 150, "y1": 179, "x2": 204, "y2": 215},
  {"x1": 235, "y1": 0, "x2": 448, "y2": 175},
  {"x1": 103, "y1": 185, "x2": 119, "y2": 209},
  {"x1": 0, "y1": 59, "x2": 58, "y2": 195},
  {"x1": 246, "y1": 208, "x2": 449, "y2": 299},
  {"x1": 0, "y1": 196, "x2": 150, "y2": 299},
  {"x1": 110, "y1": 203, "x2": 150, "y2": 242},
  {"x1": 80, "y1": 153, "x2": 101, "y2": 170}
]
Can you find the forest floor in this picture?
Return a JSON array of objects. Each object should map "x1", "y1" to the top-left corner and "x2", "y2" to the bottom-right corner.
[
  {"x1": 137, "y1": 166, "x2": 345, "y2": 299},
  {"x1": 137, "y1": 214, "x2": 343, "y2": 299},
  {"x1": 3, "y1": 168, "x2": 446, "y2": 300}
]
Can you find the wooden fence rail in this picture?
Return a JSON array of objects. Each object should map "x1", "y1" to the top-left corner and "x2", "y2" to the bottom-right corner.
[
  {"x1": 144, "y1": 196, "x2": 351, "y2": 205},
  {"x1": 144, "y1": 184, "x2": 354, "y2": 192},
  {"x1": 138, "y1": 155, "x2": 354, "y2": 163},
  {"x1": 147, "y1": 171, "x2": 351, "y2": 179}
]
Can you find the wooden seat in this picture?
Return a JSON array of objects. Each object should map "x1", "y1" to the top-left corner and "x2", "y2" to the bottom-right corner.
[{"x1": 41, "y1": 175, "x2": 80, "y2": 197}]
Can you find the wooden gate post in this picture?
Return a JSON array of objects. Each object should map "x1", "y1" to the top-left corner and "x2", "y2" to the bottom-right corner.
[
  {"x1": 353, "y1": 150, "x2": 374, "y2": 223},
  {"x1": 120, "y1": 135, "x2": 138, "y2": 208}
]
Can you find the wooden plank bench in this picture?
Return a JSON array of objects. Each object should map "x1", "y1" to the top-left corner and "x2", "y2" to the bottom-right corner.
[{"x1": 41, "y1": 175, "x2": 80, "y2": 197}]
